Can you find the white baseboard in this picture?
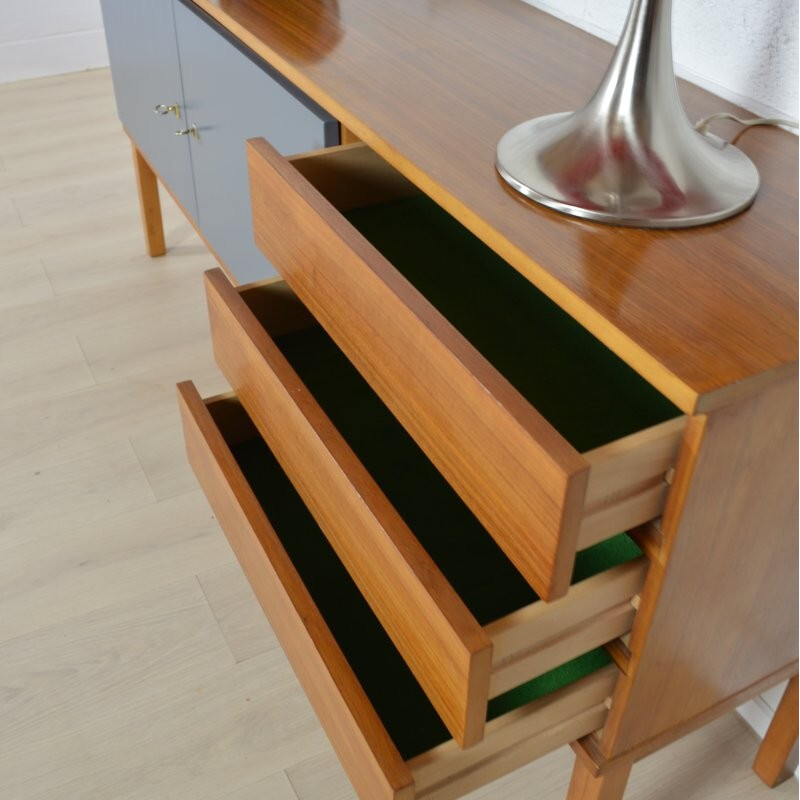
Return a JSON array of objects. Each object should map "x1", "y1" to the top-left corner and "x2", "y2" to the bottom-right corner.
[
  {"x1": 0, "y1": 29, "x2": 109, "y2": 84},
  {"x1": 738, "y1": 696, "x2": 779, "y2": 740}
]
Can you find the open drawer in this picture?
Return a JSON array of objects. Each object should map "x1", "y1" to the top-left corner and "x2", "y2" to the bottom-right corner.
[
  {"x1": 204, "y1": 271, "x2": 647, "y2": 747},
  {"x1": 246, "y1": 138, "x2": 686, "y2": 603},
  {"x1": 177, "y1": 383, "x2": 621, "y2": 800}
]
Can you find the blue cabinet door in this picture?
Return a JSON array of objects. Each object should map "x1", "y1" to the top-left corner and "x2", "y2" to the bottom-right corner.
[
  {"x1": 100, "y1": 0, "x2": 198, "y2": 220},
  {"x1": 173, "y1": 0, "x2": 338, "y2": 284}
]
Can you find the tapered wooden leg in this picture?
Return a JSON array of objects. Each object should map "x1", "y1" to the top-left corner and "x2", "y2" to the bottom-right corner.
[
  {"x1": 753, "y1": 676, "x2": 799, "y2": 787},
  {"x1": 131, "y1": 143, "x2": 166, "y2": 257},
  {"x1": 567, "y1": 755, "x2": 633, "y2": 800}
]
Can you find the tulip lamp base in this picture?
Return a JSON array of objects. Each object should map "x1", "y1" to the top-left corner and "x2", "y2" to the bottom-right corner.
[{"x1": 496, "y1": 111, "x2": 760, "y2": 229}]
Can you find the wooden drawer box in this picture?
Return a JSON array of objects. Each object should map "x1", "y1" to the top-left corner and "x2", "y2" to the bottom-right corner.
[
  {"x1": 204, "y1": 270, "x2": 647, "y2": 747},
  {"x1": 246, "y1": 139, "x2": 686, "y2": 603},
  {"x1": 177, "y1": 383, "x2": 621, "y2": 800}
]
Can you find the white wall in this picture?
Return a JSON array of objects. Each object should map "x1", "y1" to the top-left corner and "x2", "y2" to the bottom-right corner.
[
  {"x1": 522, "y1": 0, "x2": 799, "y2": 119},
  {"x1": 0, "y1": 0, "x2": 109, "y2": 83},
  {"x1": 2, "y1": 0, "x2": 797, "y2": 121}
]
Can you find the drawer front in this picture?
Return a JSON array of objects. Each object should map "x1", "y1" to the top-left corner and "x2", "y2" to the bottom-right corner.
[
  {"x1": 177, "y1": 383, "x2": 619, "y2": 800},
  {"x1": 204, "y1": 269, "x2": 492, "y2": 748},
  {"x1": 246, "y1": 138, "x2": 684, "y2": 602},
  {"x1": 203, "y1": 269, "x2": 648, "y2": 748},
  {"x1": 177, "y1": 384, "x2": 414, "y2": 799},
  {"x1": 100, "y1": 0, "x2": 198, "y2": 220},
  {"x1": 174, "y1": 0, "x2": 338, "y2": 284}
]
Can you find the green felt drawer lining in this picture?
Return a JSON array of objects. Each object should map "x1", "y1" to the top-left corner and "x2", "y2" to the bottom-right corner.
[
  {"x1": 231, "y1": 435, "x2": 613, "y2": 762},
  {"x1": 269, "y1": 322, "x2": 642, "y2": 629},
  {"x1": 343, "y1": 195, "x2": 680, "y2": 453}
]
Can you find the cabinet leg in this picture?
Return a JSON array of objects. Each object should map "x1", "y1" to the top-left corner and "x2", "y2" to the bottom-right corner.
[
  {"x1": 566, "y1": 756, "x2": 633, "y2": 800},
  {"x1": 753, "y1": 676, "x2": 799, "y2": 787},
  {"x1": 131, "y1": 143, "x2": 166, "y2": 257}
]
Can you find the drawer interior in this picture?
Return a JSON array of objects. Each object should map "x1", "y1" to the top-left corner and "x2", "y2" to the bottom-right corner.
[
  {"x1": 214, "y1": 399, "x2": 614, "y2": 761},
  {"x1": 341, "y1": 195, "x2": 680, "y2": 453},
  {"x1": 239, "y1": 286, "x2": 642, "y2": 628}
]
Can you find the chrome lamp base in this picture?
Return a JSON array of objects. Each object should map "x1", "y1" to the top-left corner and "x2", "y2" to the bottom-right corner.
[{"x1": 497, "y1": 0, "x2": 760, "y2": 229}]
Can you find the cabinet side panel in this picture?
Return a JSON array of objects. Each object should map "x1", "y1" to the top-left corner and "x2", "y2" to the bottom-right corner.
[{"x1": 601, "y1": 372, "x2": 799, "y2": 757}]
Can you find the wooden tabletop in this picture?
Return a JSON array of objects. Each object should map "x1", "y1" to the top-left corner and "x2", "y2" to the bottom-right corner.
[{"x1": 193, "y1": 0, "x2": 798, "y2": 413}]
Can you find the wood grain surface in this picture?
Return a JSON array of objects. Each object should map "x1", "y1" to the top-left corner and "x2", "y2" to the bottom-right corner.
[
  {"x1": 566, "y1": 754, "x2": 634, "y2": 800},
  {"x1": 193, "y1": 0, "x2": 797, "y2": 413},
  {"x1": 408, "y1": 667, "x2": 617, "y2": 800},
  {"x1": 599, "y1": 371, "x2": 799, "y2": 759},
  {"x1": 131, "y1": 143, "x2": 165, "y2": 257},
  {"x1": 486, "y1": 559, "x2": 647, "y2": 698}
]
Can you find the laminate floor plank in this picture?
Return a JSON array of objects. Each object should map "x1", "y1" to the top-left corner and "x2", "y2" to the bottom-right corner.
[
  {"x1": 76, "y1": 295, "x2": 220, "y2": 385},
  {"x1": 0, "y1": 144, "x2": 131, "y2": 198},
  {"x1": 12, "y1": 174, "x2": 145, "y2": 236},
  {"x1": 0, "y1": 258, "x2": 54, "y2": 309},
  {"x1": 129, "y1": 418, "x2": 212, "y2": 501},
  {"x1": 0, "y1": 266, "x2": 208, "y2": 348},
  {"x1": 198, "y1": 561, "x2": 278, "y2": 664},
  {"x1": 0, "y1": 377, "x2": 181, "y2": 480},
  {"x1": 0, "y1": 578, "x2": 237, "y2": 800},
  {"x1": 0, "y1": 211, "x2": 165, "y2": 267},
  {"x1": 0, "y1": 331, "x2": 95, "y2": 411},
  {"x1": 0, "y1": 117, "x2": 126, "y2": 171},
  {"x1": 0, "y1": 438, "x2": 155, "y2": 552},
  {"x1": 0, "y1": 71, "x2": 118, "y2": 146},
  {"x1": 12, "y1": 648, "x2": 328, "y2": 800},
  {"x1": 0, "y1": 68, "x2": 114, "y2": 107},
  {"x1": 618, "y1": 713, "x2": 799, "y2": 800},
  {"x1": 287, "y1": 752, "x2": 357, "y2": 800},
  {"x1": 41, "y1": 227, "x2": 206, "y2": 297},
  {"x1": 0, "y1": 193, "x2": 22, "y2": 229},
  {"x1": 0, "y1": 179, "x2": 191, "y2": 271},
  {"x1": 0, "y1": 67, "x2": 794, "y2": 800},
  {"x1": 219, "y1": 771, "x2": 299, "y2": 800},
  {"x1": 0, "y1": 363, "x2": 223, "y2": 483},
  {"x1": 0, "y1": 489, "x2": 233, "y2": 644}
]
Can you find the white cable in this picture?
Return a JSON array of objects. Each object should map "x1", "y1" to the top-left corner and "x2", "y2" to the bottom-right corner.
[{"x1": 694, "y1": 111, "x2": 799, "y2": 136}]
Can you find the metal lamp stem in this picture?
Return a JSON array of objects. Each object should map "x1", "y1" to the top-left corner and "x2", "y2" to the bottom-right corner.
[{"x1": 496, "y1": 0, "x2": 760, "y2": 228}]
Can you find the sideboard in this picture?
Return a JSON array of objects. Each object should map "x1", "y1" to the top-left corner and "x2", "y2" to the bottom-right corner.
[{"x1": 101, "y1": 1, "x2": 799, "y2": 798}]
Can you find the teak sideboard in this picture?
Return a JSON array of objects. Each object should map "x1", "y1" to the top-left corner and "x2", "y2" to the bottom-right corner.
[{"x1": 100, "y1": 1, "x2": 799, "y2": 797}]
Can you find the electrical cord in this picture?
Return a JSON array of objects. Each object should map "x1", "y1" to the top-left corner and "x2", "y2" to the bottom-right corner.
[{"x1": 694, "y1": 111, "x2": 799, "y2": 137}]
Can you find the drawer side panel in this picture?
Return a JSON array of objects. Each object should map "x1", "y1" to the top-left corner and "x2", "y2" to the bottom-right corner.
[{"x1": 176, "y1": 382, "x2": 414, "y2": 800}]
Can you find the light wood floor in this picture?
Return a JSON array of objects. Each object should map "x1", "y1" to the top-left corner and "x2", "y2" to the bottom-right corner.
[{"x1": 0, "y1": 68, "x2": 795, "y2": 800}]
